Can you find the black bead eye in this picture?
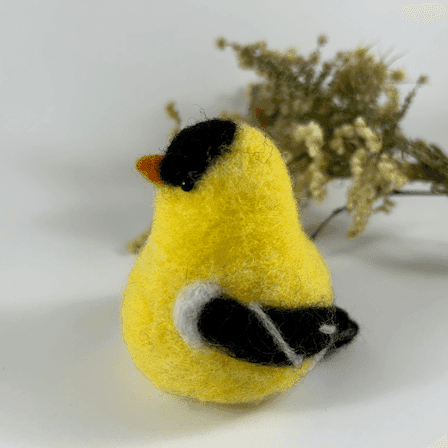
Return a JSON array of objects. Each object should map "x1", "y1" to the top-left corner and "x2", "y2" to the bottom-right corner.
[{"x1": 180, "y1": 179, "x2": 194, "y2": 192}]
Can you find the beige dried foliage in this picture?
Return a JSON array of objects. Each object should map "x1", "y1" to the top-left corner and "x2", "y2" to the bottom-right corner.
[{"x1": 214, "y1": 35, "x2": 448, "y2": 238}]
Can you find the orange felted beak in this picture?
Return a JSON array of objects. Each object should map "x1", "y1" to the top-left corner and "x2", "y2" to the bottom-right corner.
[{"x1": 136, "y1": 155, "x2": 164, "y2": 185}]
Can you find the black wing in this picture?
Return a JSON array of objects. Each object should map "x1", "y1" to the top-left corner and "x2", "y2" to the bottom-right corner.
[{"x1": 197, "y1": 295, "x2": 358, "y2": 367}]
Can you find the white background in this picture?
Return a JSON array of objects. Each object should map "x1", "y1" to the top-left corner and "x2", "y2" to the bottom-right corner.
[{"x1": 1, "y1": 1, "x2": 448, "y2": 447}]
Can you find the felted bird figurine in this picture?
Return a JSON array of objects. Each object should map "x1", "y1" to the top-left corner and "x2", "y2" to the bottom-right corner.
[{"x1": 121, "y1": 118, "x2": 358, "y2": 404}]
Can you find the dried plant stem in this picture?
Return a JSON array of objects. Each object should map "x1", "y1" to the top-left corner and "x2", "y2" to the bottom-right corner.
[
  {"x1": 310, "y1": 206, "x2": 347, "y2": 240},
  {"x1": 390, "y1": 190, "x2": 443, "y2": 196},
  {"x1": 311, "y1": 190, "x2": 446, "y2": 240}
]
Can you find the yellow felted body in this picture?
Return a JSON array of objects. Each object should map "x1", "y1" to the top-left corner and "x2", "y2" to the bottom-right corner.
[{"x1": 122, "y1": 123, "x2": 333, "y2": 403}]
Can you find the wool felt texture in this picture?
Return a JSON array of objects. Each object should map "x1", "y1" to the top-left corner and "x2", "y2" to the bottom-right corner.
[{"x1": 122, "y1": 119, "x2": 358, "y2": 404}]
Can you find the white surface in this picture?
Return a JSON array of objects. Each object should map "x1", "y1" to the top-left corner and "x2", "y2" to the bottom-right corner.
[{"x1": 1, "y1": 1, "x2": 448, "y2": 447}]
